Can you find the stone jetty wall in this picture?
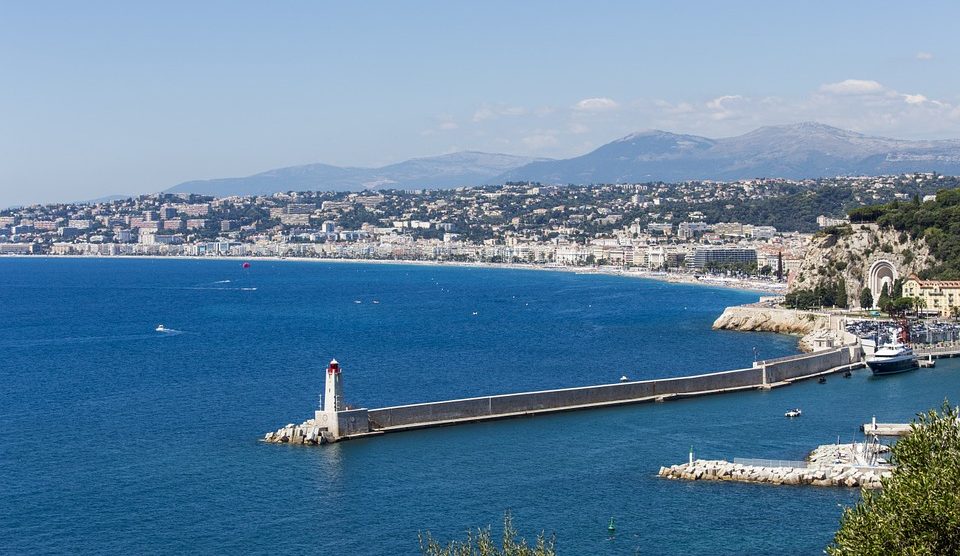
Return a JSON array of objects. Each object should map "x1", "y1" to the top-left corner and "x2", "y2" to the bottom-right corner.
[
  {"x1": 659, "y1": 459, "x2": 891, "y2": 489},
  {"x1": 367, "y1": 347, "x2": 858, "y2": 430}
]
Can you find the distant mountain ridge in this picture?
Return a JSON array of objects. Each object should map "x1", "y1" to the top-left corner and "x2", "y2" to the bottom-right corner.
[
  {"x1": 498, "y1": 122, "x2": 960, "y2": 184},
  {"x1": 165, "y1": 123, "x2": 960, "y2": 196},
  {"x1": 166, "y1": 152, "x2": 548, "y2": 197}
]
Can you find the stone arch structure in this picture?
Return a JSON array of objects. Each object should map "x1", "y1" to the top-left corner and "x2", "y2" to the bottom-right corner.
[{"x1": 867, "y1": 259, "x2": 898, "y2": 308}]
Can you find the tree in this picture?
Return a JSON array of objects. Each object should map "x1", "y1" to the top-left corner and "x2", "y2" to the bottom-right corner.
[
  {"x1": 419, "y1": 513, "x2": 556, "y2": 556},
  {"x1": 878, "y1": 283, "x2": 892, "y2": 313},
  {"x1": 860, "y1": 287, "x2": 873, "y2": 310},
  {"x1": 829, "y1": 402, "x2": 960, "y2": 555},
  {"x1": 835, "y1": 278, "x2": 848, "y2": 309},
  {"x1": 776, "y1": 251, "x2": 784, "y2": 281}
]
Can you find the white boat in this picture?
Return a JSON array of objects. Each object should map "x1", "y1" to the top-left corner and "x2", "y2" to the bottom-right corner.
[
  {"x1": 155, "y1": 324, "x2": 166, "y2": 332},
  {"x1": 866, "y1": 343, "x2": 918, "y2": 375},
  {"x1": 785, "y1": 408, "x2": 802, "y2": 418},
  {"x1": 619, "y1": 375, "x2": 629, "y2": 383}
]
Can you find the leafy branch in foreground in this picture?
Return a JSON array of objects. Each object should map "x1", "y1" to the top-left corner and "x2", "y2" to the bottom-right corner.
[
  {"x1": 828, "y1": 401, "x2": 960, "y2": 555},
  {"x1": 419, "y1": 512, "x2": 556, "y2": 556}
]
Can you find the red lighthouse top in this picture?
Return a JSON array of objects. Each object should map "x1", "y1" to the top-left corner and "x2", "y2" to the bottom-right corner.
[{"x1": 327, "y1": 359, "x2": 340, "y2": 374}]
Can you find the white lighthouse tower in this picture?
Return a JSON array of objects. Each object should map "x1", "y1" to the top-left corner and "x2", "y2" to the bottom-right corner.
[
  {"x1": 316, "y1": 358, "x2": 368, "y2": 440},
  {"x1": 323, "y1": 359, "x2": 343, "y2": 413}
]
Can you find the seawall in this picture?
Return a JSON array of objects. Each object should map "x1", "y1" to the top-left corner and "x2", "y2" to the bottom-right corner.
[
  {"x1": 365, "y1": 346, "x2": 860, "y2": 432},
  {"x1": 265, "y1": 346, "x2": 862, "y2": 443}
]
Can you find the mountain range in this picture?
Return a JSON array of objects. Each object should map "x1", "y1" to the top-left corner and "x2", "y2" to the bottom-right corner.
[{"x1": 165, "y1": 122, "x2": 960, "y2": 197}]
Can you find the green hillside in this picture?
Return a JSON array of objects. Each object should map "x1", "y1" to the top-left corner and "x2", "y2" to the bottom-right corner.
[{"x1": 848, "y1": 188, "x2": 960, "y2": 280}]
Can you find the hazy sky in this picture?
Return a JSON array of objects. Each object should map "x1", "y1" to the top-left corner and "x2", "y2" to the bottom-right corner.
[{"x1": 3, "y1": 1, "x2": 960, "y2": 206}]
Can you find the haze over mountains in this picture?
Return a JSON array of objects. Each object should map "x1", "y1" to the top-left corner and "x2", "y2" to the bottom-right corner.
[
  {"x1": 166, "y1": 152, "x2": 547, "y2": 197},
  {"x1": 166, "y1": 123, "x2": 960, "y2": 197}
]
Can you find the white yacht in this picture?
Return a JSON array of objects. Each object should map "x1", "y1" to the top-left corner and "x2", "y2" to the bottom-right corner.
[{"x1": 866, "y1": 344, "x2": 918, "y2": 375}]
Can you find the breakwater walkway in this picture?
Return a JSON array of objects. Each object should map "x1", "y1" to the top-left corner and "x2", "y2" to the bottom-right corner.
[{"x1": 264, "y1": 345, "x2": 862, "y2": 444}]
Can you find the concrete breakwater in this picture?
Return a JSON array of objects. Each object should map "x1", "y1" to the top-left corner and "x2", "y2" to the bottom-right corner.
[
  {"x1": 659, "y1": 443, "x2": 893, "y2": 489},
  {"x1": 659, "y1": 459, "x2": 892, "y2": 489},
  {"x1": 264, "y1": 346, "x2": 862, "y2": 444},
  {"x1": 263, "y1": 419, "x2": 330, "y2": 445}
]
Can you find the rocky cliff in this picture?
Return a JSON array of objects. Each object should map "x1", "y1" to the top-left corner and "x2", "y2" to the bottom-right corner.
[
  {"x1": 712, "y1": 305, "x2": 834, "y2": 351},
  {"x1": 790, "y1": 223, "x2": 933, "y2": 306},
  {"x1": 713, "y1": 306, "x2": 827, "y2": 334}
]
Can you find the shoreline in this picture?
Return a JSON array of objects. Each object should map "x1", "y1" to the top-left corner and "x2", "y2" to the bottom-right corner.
[{"x1": 1, "y1": 253, "x2": 787, "y2": 294}]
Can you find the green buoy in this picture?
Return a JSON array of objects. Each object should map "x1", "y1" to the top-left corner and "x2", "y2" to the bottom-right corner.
[{"x1": 608, "y1": 517, "x2": 616, "y2": 533}]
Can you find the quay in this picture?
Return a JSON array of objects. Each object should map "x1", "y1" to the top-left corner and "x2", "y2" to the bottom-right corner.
[{"x1": 264, "y1": 346, "x2": 862, "y2": 444}]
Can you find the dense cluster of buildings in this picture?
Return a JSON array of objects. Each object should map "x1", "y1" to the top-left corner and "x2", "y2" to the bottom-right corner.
[{"x1": 1, "y1": 174, "x2": 946, "y2": 276}]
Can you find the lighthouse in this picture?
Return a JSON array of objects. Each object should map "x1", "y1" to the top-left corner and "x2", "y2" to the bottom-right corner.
[{"x1": 323, "y1": 359, "x2": 343, "y2": 413}]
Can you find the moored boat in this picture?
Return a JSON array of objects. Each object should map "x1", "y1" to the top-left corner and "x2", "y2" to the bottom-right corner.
[{"x1": 866, "y1": 343, "x2": 918, "y2": 375}]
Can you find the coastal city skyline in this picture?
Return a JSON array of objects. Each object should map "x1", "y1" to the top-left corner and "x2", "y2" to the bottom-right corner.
[
  {"x1": 6, "y1": 3, "x2": 960, "y2": 554},
  {"x1": 4, "y1": 2, "x2": 960, "y2": 206}
]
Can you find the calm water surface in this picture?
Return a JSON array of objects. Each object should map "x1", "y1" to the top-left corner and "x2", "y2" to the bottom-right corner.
[{"x1": 2, "y1": 258, "x2": 958, "y2": 555}]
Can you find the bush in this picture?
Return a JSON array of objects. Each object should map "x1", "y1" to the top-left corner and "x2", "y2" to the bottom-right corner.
[
  {"x1": 829, "y1": 403, "x2": 960, "y2": 554},
  {"x1": 420, "y1": 513, "x2": 556, "y2": 556}
]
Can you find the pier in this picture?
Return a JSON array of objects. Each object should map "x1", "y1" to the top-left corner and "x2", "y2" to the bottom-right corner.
[{"x1": 264, "y1": 346, "x2": 862, "y2": 444}]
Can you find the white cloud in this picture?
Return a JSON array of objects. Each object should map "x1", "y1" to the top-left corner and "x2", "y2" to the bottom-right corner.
[
  {"x1": 472, "y1": 105, "x2": 527, "y2": 123},
  {"x1": 819, "y1": 79, "x2": 885, "y2": 95},
  {"x1": 573, "y1": 97, "x2": 619, "y2": 111},
  {"x1": 438, "y1": 121, "x2": 459, "y2": 130},
  {"x1": 916, "y1": 51, "x2": 934, "y2": 60},
  {"x1": 903, "y1": 94, "x2": 928, "y2": 105},
  {"x1": 568, "y1": 123, "x2": 590, "y2": 134}
]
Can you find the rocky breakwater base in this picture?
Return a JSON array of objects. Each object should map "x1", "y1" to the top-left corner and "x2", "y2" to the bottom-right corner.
[
  {"x1": 659, "y1": 443, "x2": 893, "y2": 489},
  {"x1": 263, "y1": 418, "x2": 332, "y2": 445},
  {"x1": 712, "y1": 305, "x2": 832, "y2": 352}
]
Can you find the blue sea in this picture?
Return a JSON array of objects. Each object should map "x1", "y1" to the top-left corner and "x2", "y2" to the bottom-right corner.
[{"x1": 2, "y1": 258, "x2": 959, "y2": 555}]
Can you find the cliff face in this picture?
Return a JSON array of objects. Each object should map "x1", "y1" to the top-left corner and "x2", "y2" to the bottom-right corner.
[
  {"x1": 713, "y1": 306, "x2": 827, "y2": 335},
  {"x1": 790, "y1": 223, "x2": 933, "y2": 306}
]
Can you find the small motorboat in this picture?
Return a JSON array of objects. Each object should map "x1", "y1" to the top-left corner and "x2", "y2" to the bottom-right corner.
[
  {"x1": 619, "y1": 375, "x2": 629, "y2": 383},
  {"x1": 785, "y1": 408, "x2": 802, "y2": 418},
  {"x1": 155, "y1": 324, "x2": 167, "y2": 332}
]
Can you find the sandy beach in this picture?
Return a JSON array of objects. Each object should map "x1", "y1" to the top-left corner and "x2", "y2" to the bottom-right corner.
[{"x1": 5, "y1": 253, "x2": 788, "y2": 295}]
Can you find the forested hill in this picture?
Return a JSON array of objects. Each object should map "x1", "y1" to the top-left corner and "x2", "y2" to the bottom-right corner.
[{"x1": 849, "y1": 188, "x2": 960, "y2": 279}]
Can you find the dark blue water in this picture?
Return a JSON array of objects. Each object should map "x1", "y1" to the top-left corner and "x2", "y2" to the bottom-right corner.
[{"x1": 2, "y1": 258, "x2": 959, "y2": 555}]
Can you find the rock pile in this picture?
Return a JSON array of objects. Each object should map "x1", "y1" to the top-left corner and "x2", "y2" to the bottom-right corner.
[
  {"x1": 263, "y1": 418, "x2": 332, "y2": 445},
  {"x1": 659, "y1": 460, "x2": 890, "y2": 489}
]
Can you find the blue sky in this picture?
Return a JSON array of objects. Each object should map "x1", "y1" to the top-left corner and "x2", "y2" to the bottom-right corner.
[{"x1": 2, "y1": 1, "x2": 959, "y2": 206}]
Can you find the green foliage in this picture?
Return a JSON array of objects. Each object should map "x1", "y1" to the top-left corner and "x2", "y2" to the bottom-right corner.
[
  {"x1": 785, "y1": 280, "x2": 847, "y2": 309},
  {"x1": 835, "y1": 278, "x2": 848, "y2": 309},
  {"x1": 419, "y1": 513, "x2": 556, "y2": 556},
  {"x1": 860, "y1": 287, "x2": 873, "y2": 309},
  {"x1": 878, "y1": 283, "x2": 891, "y2": 313},
  {"x1": 828, "y1": 402, "x2": 960, "y2": 555},
  {"x1": 848, "y1": 204, "x2": 888, "y2": 223},
  {"x1": 849, "y1": 187, "x2": 960, "y2": 279}
]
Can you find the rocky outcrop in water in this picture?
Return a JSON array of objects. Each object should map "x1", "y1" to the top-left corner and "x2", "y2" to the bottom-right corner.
[{"x1": 712, "y1": 306, "x2": 826, "y2": 335}]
